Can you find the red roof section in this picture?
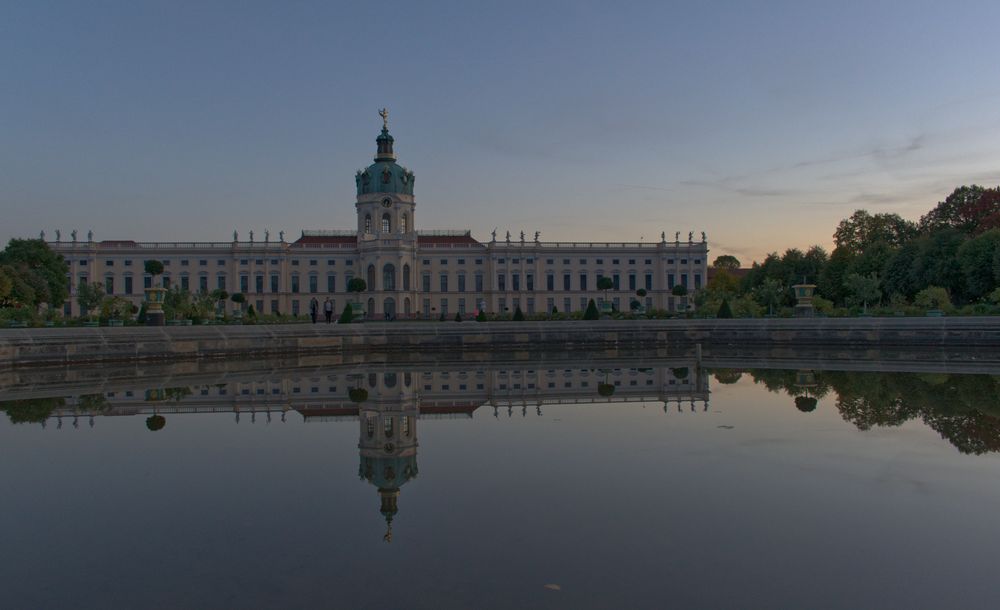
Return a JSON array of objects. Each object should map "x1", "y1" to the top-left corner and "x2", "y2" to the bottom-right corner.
[
  {"x1": 294, "y1": 235, "x2": 358, "y2": 245},
  {"x1": 416, "y1": 235, "x2": 482, "y2": 246}
]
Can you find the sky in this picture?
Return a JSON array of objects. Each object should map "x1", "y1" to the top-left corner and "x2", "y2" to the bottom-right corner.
[{"x1": 2, "y1": 0, "x2": 1000, "y2": 264}]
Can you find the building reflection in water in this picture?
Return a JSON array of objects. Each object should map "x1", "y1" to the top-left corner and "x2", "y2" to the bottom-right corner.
[{"x1": 7, "y1": 364, "x2": 709, "y2": 540}]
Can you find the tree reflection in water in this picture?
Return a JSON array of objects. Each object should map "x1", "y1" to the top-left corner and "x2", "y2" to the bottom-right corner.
[{"x1": 728, "y1": 369, "x2": 1000, "y2": 455}]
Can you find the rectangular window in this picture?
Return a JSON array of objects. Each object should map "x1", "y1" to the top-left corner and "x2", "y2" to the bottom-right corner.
[
  {"x1": 309, "y1": 259, "x2": 317, "y2": 266},
  {"x1": 292, "y1": 260, "x2": 300, "y2": 266},
  {"x1": 596, "y1": 259, "x2": 603, "y2": 265},
  {"x1": 162, "y1": 276, "x2": 171, "y2": 289},
  {"x1": 457, "y1": 259, "x2": 465, "y2": 265},
  {"x1": 144, "y1": 276, "x2": 152, "y2": 289},
  {"x1": 422, "y1": 274, "x2": 431, "y2": 292},
  {"x1": 458, "y1": 298, "x2": 466, "y2": 314},
  {"x1": 271, "y1": 300, "x2": 279, "y2": 314},
  {"x1": 694, "y1": 274, "x2": 702, "y2": 290},
  {"x1": 546, "y1": 297, "x2": 554, "y2": 312},
  {"x1": 327, "y1": 259, "x2": 335, "y2": 265},
  {"x1": 475, "y1": 274, "x2": 483, "y2": 292},
  {"x1": 498, "y1": 274, "x2": 506, "y2": 291},
  {"x1": 105, "y1": 276, "x2": 114, "y2": 295},
  {"x1": 181, "y1": 276, "x2": 190, "y2": 291},
  {"x1": 124, "y1": 260, "x2": 132, "y2": 267},
  {"x1": 440, "y1": 259, "x2": 448, "y2": 265},
  {"x1": 199, "y1": 260, "x2": 207, "y2": 266},
  {"x1": 475, "y1": 259, "x2": 483, "y2": 265},
  {"x1": 105, "y1": 260, "x2": 114, "y2": 267},
  {"x1": 292, "y1": 300, "x2": 300, "y2": 315},
  {"x1": 423, "y1": 299, "x2": 431, "y2": 316},
  {"x1": 309, "y1": 275, "x2": 318, "y2": 293},
  {"x1": 564, "y1": 297, "x2": 571, "y2": 312},
  {"x1": 199, "y1": 276, "x2": 208, "y2": 292},
  {"x1": 440, "y1": 298, "x2": 448, "y2": 315},
  {"x1": 217, "y1": 275, "x2": 226, "y2": 291},
  {"x1": 440, "y1": 274, "x2": 448, "y2": 293},
  {"x1": 645, "y1": 274, "x2": 653, "y2": 291},
  {"x1": 681, "y1": 273, "x2": 688, "y2": 288},
  {"x1": 255, "y1": 275, "x2": 263, "y2": 294},
  {"x1": 613, "y1": 274, "x2": 620, "y2": 290},
  {"x1": 563, "y1": 274, "x2": 571, "y2": 291},
  {"x1": 667, "y1": 274, "x2": 675, "y2": 289},
  {"x1": 458, "y1": 274, "x2": 466, "y2": 292},
  {"x1": 628, "y1": 274, "x2": 636, "y2": 291},
  {"x1": 291, "y1": 275, "x2": 300, "y2": 293},
  {"x1": 527, "y1": 298, "x2": 535, "y2": 313},
  {"x1": 546, "y1": 274, "x2": 554, "y2": 290},
  {"x1": 681, "y1": 259, "x2": 688, "y2": 265},
  {"x1": 124, "y1": 276, "x2": 133, "y2": 295},
  {"x1": 513, "y1": 273, "x2": 520, "y2": 291},
  {"x1": 526, "y1": 274, "x2": 534, "y2": 291},
  {"x1": 181, "y1": 260, "x2": 189, "y2": 267},
  {"x1": 271, "y1": 275, "x2": 279, "y2": 293},
  {"x1": 580, "y1": 297, "x2": 588, "y2": 310},
  {"x1": 579, "y1": 274, "x2": 588, "y2": 291},
  {"x1": 327, "y1": 274, "x2": 335, "y2": 293}
]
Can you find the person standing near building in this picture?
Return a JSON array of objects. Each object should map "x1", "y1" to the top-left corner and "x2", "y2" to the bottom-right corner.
[
  {"x1": 309, "y1": 297, "x2": 319, "y2": 324},
  {"x1": 323, "y1": 297, "x2": 334, "y2": 323}
]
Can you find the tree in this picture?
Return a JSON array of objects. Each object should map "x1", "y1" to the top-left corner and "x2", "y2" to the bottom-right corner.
[
  {"x1": 712, "y1": 255, "x2": 741, "y2": 270},
  {"x1": 145, "y1": 415, "x2": 166, "y2": 431},
  {"x1": 347, "y1": 277, "x2": 367, "y2": 302},
  {"x1": 819, "y1": 247, "x2": 854, "y2": 306},
  {"x1": 454, "y1": 312, "x2": 462, "y2": 322},
  {"x1": 0, "y1": 239, "x2": 69, "y2": 307},
  {"x1": 512, "y1": 305, "x2": 525, "y2": 321},
  {"x1": 597, "y1": 276, "x2": 614, "y2": 304},
  {"x1": 476, "y1": 309, "x2": 487, "y2": 322},
  {"x1": 671, "y1": 284, "x2": 688, "y2": 297},
  {"x1": 957, "y1": 229, "x2": 1000, "y2": 301},
  {"x1": 919, "y1": 185, "x2": 1000, "y2": 235},
  {"x1": 76, "y1": 280, "x2": 105, "y2": 318},
  {"x1": 635, "y1": 288, "x2": 647, "y2": 298},
  {"x1": 583, "y1": 299, "x2": 599, "y2": 320},
  {"x1": 834, "y1": 210, "x2": 917, "y2": 254},
  {"x1": 144, "y1": 260, "x2": 165, "y2": 285},
  {"x1": 844, "y1": 273, "x2": 881, "y2": 313},
  {"x1": 754, "y1": 278, "x2": 783, "y2": 315}
]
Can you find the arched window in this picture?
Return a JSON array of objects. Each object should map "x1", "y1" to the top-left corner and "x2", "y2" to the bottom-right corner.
[
  {"x1": 384, "y1": 417, "x2": 394, "y2": 438},
  {"x1": 366, "y1": 416, "x2": 375, "y2": 439},
  {"x1": 402, "y1": 264, "x2": 410, "y2": 291},
  {"x1": 402, "y1": 416, "x2": 411, "y2": 437},
  {"x1": 400, "y1": 214, "x2": 408, "y2": 233},
  {"x1": 383, "y1": 264, "x2": 396, "y2": 291},
  {"x1": 384, "y1": 373, "x2": 397, "y2": 388},
  {"x1": 364, "y1": 214, "x2": 372, "y2": 234},
  {"x1": 381, "y1": 213, "x2": 391, "y2": 233},
  {"x1": 367, "y1": 264, "x2": 376, "y2": 290}
]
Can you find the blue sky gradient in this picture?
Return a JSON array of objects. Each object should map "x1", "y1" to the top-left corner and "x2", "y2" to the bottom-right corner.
[{"x1": 2, "y1": 0, "x2": 999, "y2": 262}]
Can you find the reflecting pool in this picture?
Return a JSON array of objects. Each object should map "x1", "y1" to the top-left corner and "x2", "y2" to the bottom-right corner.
[{"x1": 3, "y1": 358, "x2": 1000, "y2": 609}]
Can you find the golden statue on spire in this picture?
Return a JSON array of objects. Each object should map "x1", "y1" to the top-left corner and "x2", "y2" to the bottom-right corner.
[{"x1": 379, "y1": 108, "x2": 389, "y2": 129}]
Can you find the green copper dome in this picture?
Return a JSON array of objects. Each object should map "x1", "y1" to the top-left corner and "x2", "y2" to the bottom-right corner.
[{"x1": 355, "y1": 126, "x2": 415, "y2": 196}]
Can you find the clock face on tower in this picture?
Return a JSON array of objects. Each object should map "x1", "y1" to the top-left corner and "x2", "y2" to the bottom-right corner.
[{"x1": 381, "y1": 197, "x2": 392, "y2": 208}]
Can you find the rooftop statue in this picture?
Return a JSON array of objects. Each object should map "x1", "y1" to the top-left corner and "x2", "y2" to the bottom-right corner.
[{"x1": 379, "y1": 107, "x2": 389, "y2": 129}]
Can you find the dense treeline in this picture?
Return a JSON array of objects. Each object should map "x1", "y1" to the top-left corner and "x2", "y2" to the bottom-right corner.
[{"x1": 701, "y1": 185, "x2": 1000, "y2": 315}]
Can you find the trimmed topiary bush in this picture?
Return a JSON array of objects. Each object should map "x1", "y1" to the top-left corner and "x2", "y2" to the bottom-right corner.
[
  {"x1": 583, "y1": 299, "x2": 599, "y2": 320},
  {"x1": 512, "y1": 306, "x2": 525, "y2": 321}
]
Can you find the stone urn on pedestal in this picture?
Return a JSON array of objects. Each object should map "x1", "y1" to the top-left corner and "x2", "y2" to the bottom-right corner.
[
  {"x1": 143, "y1": 260, "x2": 167, "y2": 326},
  {"x1": 792, "y1": 280, "x2": 817, "y2": 317}
]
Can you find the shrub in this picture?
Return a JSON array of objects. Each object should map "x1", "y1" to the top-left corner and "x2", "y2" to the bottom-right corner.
[
  {"x1": 717, "y1": 299, "x2": 733, "y2": 318},
  {"x1": 914, "y1": 286, "x2": 952, "y2": 311},
  {"x1": 512, "y1": 306, "x2": 525, "y2": 321},
  {"x1": 145, "y1": 415, "x2": 166, "y2": 431},
  {"x1": 795, "y1": 396, "x2": 818, "y2": 412},
  {"x1": 476, "y1": 310, "x2": 487, "y2": 322},
  {"x1": 583, "y1": 299, "x2": 599, "y2": 320},
  {"x1": 339, "y1": 302, "x2": 354, "y2": 324},
  {"x1": 454, "y1": 312, "x2": 462, "y2": 322},
  {"x1": 597, "y1": 383, "x2": 615, "y2": 397},
  {"x1": 349, "y1": 387, "x2": 369, "y2": 403}
]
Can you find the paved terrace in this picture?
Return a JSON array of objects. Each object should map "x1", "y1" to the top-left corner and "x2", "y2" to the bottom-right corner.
[{"x1": 2, "y1": 318, "x2": 1000, "y2": 369}]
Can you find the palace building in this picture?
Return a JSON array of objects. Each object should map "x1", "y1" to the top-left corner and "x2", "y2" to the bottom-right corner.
[{"x1": 48, "y1": 112, "x2": 708, "y2": 319}]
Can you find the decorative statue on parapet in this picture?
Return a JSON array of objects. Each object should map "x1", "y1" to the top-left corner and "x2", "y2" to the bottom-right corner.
[
  {"x1": 279, "y1": 230, "x2": 285, "y2": 242},
  {"x1": 534, "y1": 231, "x2": 540, "y2": 243},
  {"x1": 491, "y1": 228, "x2": 497, "y2": 242},
  {"x1": 688, "y1": 231, "x2": 693, "y2": 243},
  {"x1": 233, "y1": 230, "x2": 238, "y2": 241},
  {"x1": 701, "y1": 231, "x2": 706, "y2": 243},
  {"x1": 264, "y1": 229, "x2": 270, "y2": 242},
  {"x1": 71, "y1": 229, "x2": 77, "y2": 242},
  {"x1": 379, "y1": 107, "x2": 389, "y2": 129},
  {"x1": 87, "y1": 230, "x2": 93, "y2": 242},
  {"x1": 56, "y1": 229, "x2": 61, "y2": 242},
  {"x1": 505, "y1": 231, "x2": 511, "y2": 243},
  {"x1": 675, "y1": 231, "x2": 680, "y2": 242},
  {"x1": 661, "y1": 231, "x2": 666, "y2": 243},
  {"x1": 40, "y1": 230, "x2": 45, "y2": 241},
  {"x1": 520, "y1": 231, "x2": 525, "y2": 244},
  {"x1": 249, "y1": 230, "x2": 254, "y2": 243}
]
